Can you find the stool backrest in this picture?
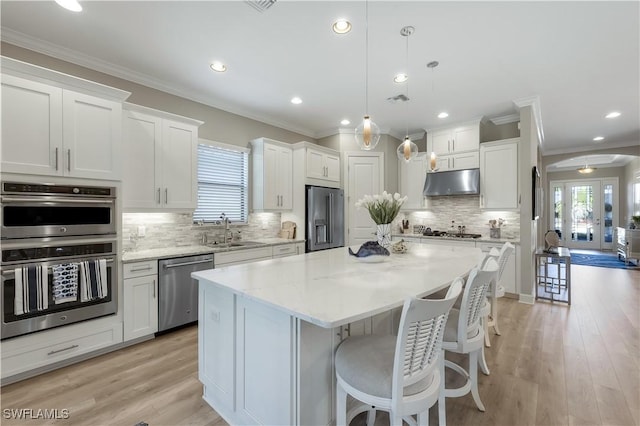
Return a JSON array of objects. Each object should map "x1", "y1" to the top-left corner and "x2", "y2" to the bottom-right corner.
[
  {"x1": 458, "y1": 259, "x2": 498, "y2": 341},
  {"x1": 392, "y1": 279, "x2": 463, "y2": 399},
  {"x1": 487, "y1": 242, "x2": 514, "y2": 282}
]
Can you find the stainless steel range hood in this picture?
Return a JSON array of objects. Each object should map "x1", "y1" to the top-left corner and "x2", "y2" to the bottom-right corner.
[{"x1": 423, "y1": 168, "x2": 480, "y2": 196}]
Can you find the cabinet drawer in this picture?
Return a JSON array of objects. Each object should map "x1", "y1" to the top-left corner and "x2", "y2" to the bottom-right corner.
[
  {"x1": 1, "y1": 323, "x2": 122, "y2": 378},
  {"x1": 215, "y1": 247, "x2": 273, "y2": 266},
  {"x1": 272, "y1": 244, "x2": 297, "y2": 258},
  {"x1": 123, "y1": 260, "x2": 158, "y2": 278}
]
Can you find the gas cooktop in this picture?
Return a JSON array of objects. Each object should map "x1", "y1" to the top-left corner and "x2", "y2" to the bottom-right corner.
[{"x1": 422, "y1": 229, "x2": 482, "y2": 239}]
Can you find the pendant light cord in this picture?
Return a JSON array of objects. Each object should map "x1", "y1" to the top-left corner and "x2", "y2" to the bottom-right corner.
[
  {"x1": 405, "y1": 29, "x2": 409, "y2": 138},
  {"x1": 365, "y1": 0, "x2": 369, "y2": 113}
]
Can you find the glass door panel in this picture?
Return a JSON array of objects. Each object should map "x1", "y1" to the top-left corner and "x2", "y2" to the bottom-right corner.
[
  {"x1": 568, "y1": 181, "x2": 601, "y2": 249},
  {"x1": 552, "y1": 185, "x2": 564, "y2": 239}
]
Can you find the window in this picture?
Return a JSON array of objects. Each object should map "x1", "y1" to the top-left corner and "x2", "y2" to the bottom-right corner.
[{"x1": 193, "y1": 141, "x2": 249, "y2": 223}]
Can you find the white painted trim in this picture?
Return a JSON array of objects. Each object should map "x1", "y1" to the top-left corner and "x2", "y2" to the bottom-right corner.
[
  {"x1": 489, "y1": 114, "x2": 520, "y2": 125},
  {"x1": 291, "y1": 141, "x2": 339, "y2": 156},
  {"x1": 513, "y1": 95, "x2": 544, "y2": 148},
  {"x1": 542, "y1": 140, "x2": 640, "y2": 156},
  {"x1": 423, "y1": 117, "x2": 483, "y2": 133},
  {"x1": 199, "y1": 138, "x2": 250, "y2": 154},
  {"x1": 124, "y1": 102, "x2": 203, "y2": 126},
  {"x1": 518, "y1": 294, "x2": 535, "y2": 304}
]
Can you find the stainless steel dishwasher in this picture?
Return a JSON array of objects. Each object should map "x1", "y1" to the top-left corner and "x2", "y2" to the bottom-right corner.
[{"x1": 158, "y1": 254, "x2": 214, "y2": 332}]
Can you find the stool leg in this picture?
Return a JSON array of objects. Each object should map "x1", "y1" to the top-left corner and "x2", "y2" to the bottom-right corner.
[
  {"x1": 483, "y1": 315, "x2": 491, "y2": 347},
  {"x1": 492, "y1": 298, "x2": 501, "y2": 336},
  {"x1": 366, "y1": 408, "x2": 376, "y2": 426},
  {"x1": 438, "y1": 351, "x2": 447, "y2": 426},
  {"x1": 337, "y1": 382, "x2": 347, "y2": 426},
  {"x1": 479, "y1": 345, "x2": 490, "y2": 376},
  {"x1": 417, "y1": 409, "x2": 429, "y2": 426},
  {"x1": 469, "y1": 350, "x2": 486, "y2": 412}
]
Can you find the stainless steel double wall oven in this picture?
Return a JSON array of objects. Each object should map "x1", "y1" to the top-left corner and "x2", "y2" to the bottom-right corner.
[{"x1": 1, "y1": 182, "x2": 118, "y2": 339}]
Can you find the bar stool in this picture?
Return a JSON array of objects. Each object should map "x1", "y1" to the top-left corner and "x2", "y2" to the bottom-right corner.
[
  {"x1": 439, "y1": 259, "x2": 498, "y2": 424},
  {"x1": 335, "y1": 280, "x2": 463, "y2": 426},
  {"x1": 484, "y1": 242, "x2": 515, "y2": 342}
]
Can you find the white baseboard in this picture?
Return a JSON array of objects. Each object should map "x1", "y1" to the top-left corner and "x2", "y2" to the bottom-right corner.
[{"x1": 519, "y1": 294, "x2": 535, "y2": 304}]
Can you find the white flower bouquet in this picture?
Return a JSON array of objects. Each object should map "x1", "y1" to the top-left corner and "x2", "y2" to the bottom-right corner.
[{"x1": 355, "y1": 191, "x2": 408, "y2": 225}]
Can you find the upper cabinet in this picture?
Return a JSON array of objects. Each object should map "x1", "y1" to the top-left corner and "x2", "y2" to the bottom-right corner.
[
  {"x1": 426, "y1": 120, "x2": 481, "y2": 172},
  {"x1": 398, "y1": 153, "x2": 427, "y2": 210},
  {"x1": 479, "y1": 138, "x2": 519, "y2": 210},
  {"x1": 251, "y1": 138, "x2": 293, "y2": 211},
  {"x1": 292, "y1": 142, "x2": 341, "y2": 188},
  {"x1": 1, "y1": 63, "x2": 129, "y2": 180},
  {"x1": 122, "y1": 104, "x2": 203, "y2": 211}
]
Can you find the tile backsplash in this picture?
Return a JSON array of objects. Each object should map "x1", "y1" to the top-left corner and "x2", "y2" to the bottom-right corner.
[
  {"x1": 398, "y1": 195, "x2": 521, "y2": 239},
  {"x1": 122, "y1": 212, "x2": 283, "y2": 252}
]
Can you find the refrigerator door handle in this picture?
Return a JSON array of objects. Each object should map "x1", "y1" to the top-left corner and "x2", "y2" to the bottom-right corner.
[{"x1": 328, "y1": 193, "x2": 333, "y2": 243}]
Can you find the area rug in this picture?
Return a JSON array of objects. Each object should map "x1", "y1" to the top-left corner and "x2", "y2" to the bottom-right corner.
[{"x1": 570, "y1": 251, "x2": 639, "y2": 270}]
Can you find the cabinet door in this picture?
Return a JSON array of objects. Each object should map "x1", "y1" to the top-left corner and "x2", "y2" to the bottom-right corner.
[
  {"x1": 63, "y1": 91, "x2": 122, "y2": 180},
  {"x1": 399, "y1": 155, "x2": 427, "y2": 209},
  {"x1": 1, "y1": 75, "x2": 63, "y2": 176},
  {"x1": 480, "y1": 141, "x2": 518, "y2": 209},
  {"x1": 123, "y1": 275, "x2": 158, "y2": 341},
  {"x1": 306, "y1": 149, "x2": 325, "y2": 180},
  {"x1": 450, "y1": 152, "x2": 480, "y2": 170},
  {"x1": 161, "y1": 120, "x2": 198, "y2": 209},
  {"x1": 122, "y1": 110, "x2": 162, "y2": 209},
  {"x1": 277, "y1": 146, "x2": 293, "y2": 209},
  {"x1": 262, "y1": 144, "x2": 280, "y2": 209},
  {"x1": 435, "y1": 155, "x2": 453, "y2": 172},
  {"x1": 431, "y1": 130, "x2": 452, "y2": 154},
  {"x1": 325, "y1": 153, "x2": 341, "y2": 182},
  {"x1": 452, "y1": 126, "x2": 479, "y2": 153}
]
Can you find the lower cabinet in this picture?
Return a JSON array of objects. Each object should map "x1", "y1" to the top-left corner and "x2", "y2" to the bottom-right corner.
[
  {"x1": 123, "y1": 260, "x2": 158, "y2": 341},
  {"x1": 215, "y1": 246, "x2": 273, "y2": 267},
  {"x1": 1, "y1": 316, "x2": 123, "y2": 380}
]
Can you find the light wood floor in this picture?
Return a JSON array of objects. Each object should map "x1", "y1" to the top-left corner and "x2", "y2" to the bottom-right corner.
[{"x1": 1, "y1": 264, "x2": 638, "y2": 426}]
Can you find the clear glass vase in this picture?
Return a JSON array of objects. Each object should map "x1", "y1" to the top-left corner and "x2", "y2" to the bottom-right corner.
[{"x1": 376, "y1": 223, "x2": 392, "y2": 248}]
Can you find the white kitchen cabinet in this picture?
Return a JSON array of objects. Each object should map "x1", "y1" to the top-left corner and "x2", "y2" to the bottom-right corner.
[
  {"x1": 427, "y1": 121, "x2": 480, "y2": 155},
  {"x1": 215, "y1": 246, "x2": 273, "y2": 267},
  {"x1": 398, "y1": 153, "x2": 427, "y2": 209},
  {"x1": 435, "y1": 152, "x2": 480, "y2": 171},
  {"x1": 1, "y1": 316, "x2": 123, "y2": 381},
  {"x1": 251, "y1": 138, "x2": 293, "y2": 210},
  {"x1": 306, "y1": 146, "x2": 340, "y2": 183},
  {"x1": 480, "y1": 138, "x2": 519, "y2": 210},
  {"x1": 123, "y1": 260, "x2": 158, "y2": 341},
  {"x1": 1, "y1": 73, "x2": 125, "y2": 180},
  {"x1": 122, "y1": 104, "x2": 202, "y2": 211}
]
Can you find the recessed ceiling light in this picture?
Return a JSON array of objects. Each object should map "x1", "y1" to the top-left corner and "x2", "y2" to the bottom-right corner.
[
  {"x1": 332, "y1": 19, "x2": 352, "y2": 34},
  {"x1": 55, "y1": 0, "x2": 82, "y2": 12},
  {"x1": 593, "y1": 136, "x2": 604, "y2": 141},
  {"x1": 341, "y1": 119, "x2": 350, "y2": 126},
  {"x1": 393, "y1": 73, "x2": 408, "y2": 83},
  {"x1": 606, "y1": 111, "x2": 621, "y2": 118},
  {"x1": 210, "y1": 61, "x2": 227, "y2": 72},
  {"x1": 438, "y1": 112, "x2": 449, "y2": 119},
  {"x1": 291, "y1": 97, "x2": 302, "y2": 105}
]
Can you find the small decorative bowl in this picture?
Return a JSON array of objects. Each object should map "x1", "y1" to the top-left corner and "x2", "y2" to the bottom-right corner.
[{"x1": 391, "y1": 239, "x2": 408, "y2": 254}]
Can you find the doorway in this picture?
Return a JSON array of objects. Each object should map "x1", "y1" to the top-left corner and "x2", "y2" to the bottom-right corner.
[
  {"x1": 344, "y1": 152, "x2": 384, "y2": 246},
  {"x1": 549, "y1": 178, "x2": 618, "y2": 250}
]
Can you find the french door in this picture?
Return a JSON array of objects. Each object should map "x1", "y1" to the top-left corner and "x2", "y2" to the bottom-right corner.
[{"x1": 549, "y1": 178, "x2": 618, "y2": 250}]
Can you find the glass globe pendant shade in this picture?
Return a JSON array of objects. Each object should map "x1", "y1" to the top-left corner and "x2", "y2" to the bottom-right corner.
[
  {"x1": 397, "y1": 136, "x2": 418, "y2": 162},
  {"x1": 355, "y1": 115, "x2": 381, "y2": 150}
]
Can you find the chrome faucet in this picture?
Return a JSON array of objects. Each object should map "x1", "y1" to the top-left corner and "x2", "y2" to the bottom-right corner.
[{"x1": 220, "y1": 213, "x2": 232, "y2": 243}]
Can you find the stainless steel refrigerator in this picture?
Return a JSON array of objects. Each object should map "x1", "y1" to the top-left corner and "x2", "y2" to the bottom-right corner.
[{"x1": 306, "y1": 185, "x2": 344, "y2": 252}]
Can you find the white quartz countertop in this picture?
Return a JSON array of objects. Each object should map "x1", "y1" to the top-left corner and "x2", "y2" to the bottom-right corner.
[
  {"x1": 192, "y1": 243, "x2": 484, "y2": 329},
  {"x1": 122, "y1": 238, "x2": 305, "y2": 263}
]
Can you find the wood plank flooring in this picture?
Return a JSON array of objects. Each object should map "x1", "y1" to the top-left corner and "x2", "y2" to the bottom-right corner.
[{"x1": 1, "y1": 264, "x2": 638, "y2": 426}]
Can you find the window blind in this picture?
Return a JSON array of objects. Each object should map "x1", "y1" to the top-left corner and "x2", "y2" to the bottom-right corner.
[{"x1": 193, "y1": 143, "x2": 248, "y2": 223}]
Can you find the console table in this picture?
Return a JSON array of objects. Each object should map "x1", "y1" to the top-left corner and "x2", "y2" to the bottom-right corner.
[{"x1": 535, "y1": 247, "x2": 571, "y2": 304}]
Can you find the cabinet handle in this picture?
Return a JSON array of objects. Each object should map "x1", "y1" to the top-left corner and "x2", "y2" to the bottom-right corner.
[
  {"x1": 452, "y1": 139, "x2": 455, "y2": 152},
  {"x1": 452, "y1": 157, "x2": 455, "y2": 169},
  {"x1": 448, "y1": 140, "x2": 451, "y2": 153},
  {"x1": 130, "y1": 265, "x2": 152, "y2": 272},
  {"x1": 480, "y1": 194, "x2": 484, "y2": 207},
  {"x1": 55, "y1": 148, "x2": 59, "y2": 171},
  {"x1": 48, "y1": 344, "x2": 79, "y2": 356},
  {"x1": 157, "y1": 188, "x2": 161, "y2": 204},
  {"x1": 152, "y1": 279, "x2": 156, "y2": 298},
  {"x1": 67, "y1": 149, "x2": 71, "y2": 172},
  {"x1": 165, "y1": 188, "x2": 168, "y2": 204}
]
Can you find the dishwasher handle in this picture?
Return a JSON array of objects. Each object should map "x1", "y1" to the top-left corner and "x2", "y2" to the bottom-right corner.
[{"x1": 162, "y1": 258, "x2": 212, "y2": 269}]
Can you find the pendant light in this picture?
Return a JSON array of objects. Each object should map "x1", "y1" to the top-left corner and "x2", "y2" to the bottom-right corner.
[
  {"x1": 427, "y1": 61, "x2": 440, "y2": 172},
  {"x1": 397, "y1": 26, "x2": 418, "y2": 162},
  {"x1": 355, "y1": 0, "x2": 381, "y2": 150},
  {"x1": 577, "y1": 157, "x2": 596, "y2": 174}
]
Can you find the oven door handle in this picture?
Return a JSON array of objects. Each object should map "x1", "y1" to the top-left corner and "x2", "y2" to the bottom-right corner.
[
  {"x1": 1, "y1": 258, "x2": 115, "y2": 276},
  {"x1": 0, "y1": 196, "x2": 114, "y2": 204}
]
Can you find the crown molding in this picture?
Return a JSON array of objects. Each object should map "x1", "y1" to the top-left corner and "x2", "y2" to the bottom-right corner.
[
  {"x1": 513, "y1": 95, "x2": 544, "y2": 147},
  {"x1": 489, "y1": 113, "x2": 520, "y2": 125},
  {"x1": 1, "y1": 29, "x2": 317, "y2": 139},
  {"x1": 541, "y1": 140, "x2": 640, "y2": 157}
]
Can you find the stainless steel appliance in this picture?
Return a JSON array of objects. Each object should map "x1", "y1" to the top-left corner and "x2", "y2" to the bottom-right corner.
[
  {"x1": 1, "y1": 235, "x2": 118, "y2": 339},
  {"x1": 423, "y1": 168, "x2": 480, "y2": 196},
  {"x1": 1, "y1": 182, "x2": 116, "y2": 240},
  {"x1": 306, "y1": 185, "x2": 344, "y2": 252},
  {"x1": 158, "y1": 254, "x2": 213, "y2": 332}
]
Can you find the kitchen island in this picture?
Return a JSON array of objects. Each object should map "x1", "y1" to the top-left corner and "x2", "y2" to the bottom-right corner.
[{"x1": 192, "y1": 243, "x2": 483, "y2": 425}]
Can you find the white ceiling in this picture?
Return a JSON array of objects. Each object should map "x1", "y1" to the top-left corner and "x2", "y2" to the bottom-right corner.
[{"x1": 1, "y1": 1, "x2": 639, "y2": 156}]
